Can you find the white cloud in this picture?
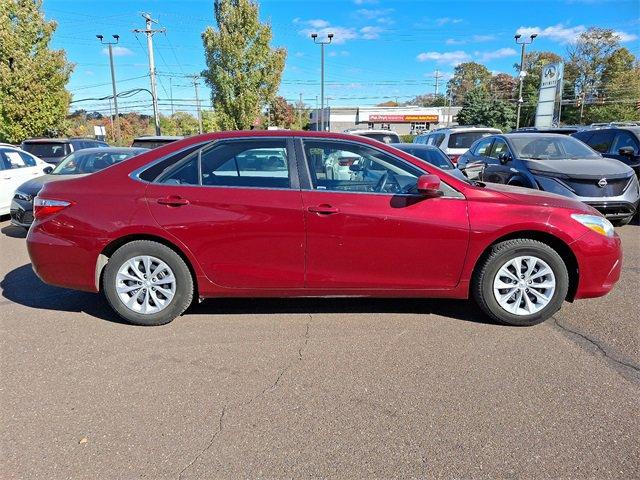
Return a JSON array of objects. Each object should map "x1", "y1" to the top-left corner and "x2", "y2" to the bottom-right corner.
[
  {"x1": 473, "y1": 34, "x2": 496, "y2": 42},
  {"x1": 446, "y1": 38, "x2": 465, "y2": 45},
  {"x1": 102, "y1": 46, "x2": 133, "y2": 57},
  {"x1": 446, "y1": 34, "x2": 495, "y2": 46},
  {"x1": 416, "y1": 50, "x2": 470, "y2": 66},
  {"x1": 436, "y1": 17, "x2": 463, "y2": 26},
  {"x1": 353, "y1": 0, "x2": 378, "y2": 4},
  {"x1": 360, "y1": 26, "x2": 384, "y2": 39},
  {"x1": 478, "y1": 47, "x2": 517, "y2": 61},
  {"x1": 356, "y1": 8, "x2": 393, "y2": 19},
  {"x1": 516, "y1": 24, "x2": 586, "y2": 44},
  {"x1": 307, "y1": 19, "x2": 330, "y2": 29},
  {"x1": 614, "y1": 30, "x2": 638, "y2": 42}
]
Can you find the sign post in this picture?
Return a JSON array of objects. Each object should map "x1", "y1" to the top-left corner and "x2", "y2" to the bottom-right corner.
[{"x1": 535, "y1": 62, "x2": 564, "y2": 128}]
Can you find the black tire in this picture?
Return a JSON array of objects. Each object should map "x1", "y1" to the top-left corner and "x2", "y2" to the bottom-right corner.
[
  {"x1": 102, "y1": 240, "x2": 194, "y2": 326},
  {"x1": 472, "y1": 239, "x2": 569, "y2": 327}
]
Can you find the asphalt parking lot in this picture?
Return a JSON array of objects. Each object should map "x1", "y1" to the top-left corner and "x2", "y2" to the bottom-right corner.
[{"x1": 1, "y1": 217, "x2": 638, "y2": 479}]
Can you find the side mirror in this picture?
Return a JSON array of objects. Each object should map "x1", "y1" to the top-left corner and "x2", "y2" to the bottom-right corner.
[
  {"x1": 43, "y1": 166, "x2": 53, "y2": 174},
  {"x1": 618, "y1": 146, "x2": 635, "y2": 157},
  {"x1": 498, "y1": 152, "x2": 511, "y2": 164},
  {"x1": 416, "y1": 174, "x2": 441, "y2": 197}
]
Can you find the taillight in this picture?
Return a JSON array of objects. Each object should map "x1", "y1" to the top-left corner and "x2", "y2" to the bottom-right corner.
[
  {"x1": 448, "y1": 154, "x2": 460, "y2": 164},
  {"x1": 33, "y1": 197, "x2": 72, "y2": 220}
]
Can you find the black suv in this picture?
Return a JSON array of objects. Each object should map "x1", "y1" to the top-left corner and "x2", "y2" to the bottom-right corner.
[
  {"x1": 21, "y1": 137, "x2": 109, "y2": 165},
  {"x1": 572, "y1": 127, "x2": 640, "y2": 177}
]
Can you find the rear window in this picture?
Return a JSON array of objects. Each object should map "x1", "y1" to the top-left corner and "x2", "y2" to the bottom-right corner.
[
  {"x1": 132, "y1": 139, "x2": 178, "y2": 149},
  {"x1": 448, "y1": 131, "x2": 495, "y2": 149},
  {"x1": 358, "y1": 132, "x2": 401, "y2": 144},
  {"x1": 22, "y1": 142, "x2": 69, "y2": 158}
]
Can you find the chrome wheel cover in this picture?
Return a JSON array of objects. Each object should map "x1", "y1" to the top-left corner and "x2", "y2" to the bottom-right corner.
[
  {"x1": 493, "y1": 256, "x2": 556, "y2": 316},
  {"x1": 115, "y1": 256, "x2": 176, "y2": 315}
]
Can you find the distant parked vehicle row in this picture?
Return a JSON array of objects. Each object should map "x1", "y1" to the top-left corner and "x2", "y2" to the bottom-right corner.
[
  {"x1": 414, "y1": 126, "x2": 501, "y2": 164},
  {"x1": 457, "y1": 133, "x2": 639, "y2": 225},
  {"x1": 131, "y1": 135, "x2": 184, "y2": 149},
  {"x1": 345, "y1": 129, "x2": 401, "y2": 144},
  {"x1": 0, "y1": 145, "x2": 52, "y2": 216},
  {"x1": 21, "y1": 137, "x2": 109, "y2": 165},
  {"x1": 10, "y1": 147, "x2": 148, "y2": 227}
]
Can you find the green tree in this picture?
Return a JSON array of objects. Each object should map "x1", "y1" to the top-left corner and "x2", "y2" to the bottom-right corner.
[
  {"x1": 268, "y1": 96, "x2": 295, "y2": 128},
  {"x1": 402, "y1": 93, "x2": 446, "y2": 107},
  {"x1": 456, "y1": 87, "x2": 516, "y2": 131},
  {"x1": 159, "y1": 111, "x2": 200, "y2": 136},
  {"x1": 201, "y1": 0, "x2": 286, "y2": 130},
  {"x1": 446, "y1": 62, "x2": 492, "y2": 105},
  {"x1": 0, "y1": 0, "x2": 74, "y2": 143}
]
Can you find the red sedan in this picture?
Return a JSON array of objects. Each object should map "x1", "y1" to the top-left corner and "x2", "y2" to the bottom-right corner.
[{"x1": 27, "y1": 131, "x2": 622, "y2": 326}]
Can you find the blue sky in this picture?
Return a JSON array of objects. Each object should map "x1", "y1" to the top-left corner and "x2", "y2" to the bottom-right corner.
[{"x1": 44, "y1": 0, "x2": 640, "y2": 116}]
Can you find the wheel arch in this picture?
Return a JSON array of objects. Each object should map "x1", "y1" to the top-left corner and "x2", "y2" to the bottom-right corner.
[
  {"x1": 96, "y1": 234, "x2": 199, "y2": 296},
  {"x1": 471, "y1": 230, "x2": 579, "y2": 301}
]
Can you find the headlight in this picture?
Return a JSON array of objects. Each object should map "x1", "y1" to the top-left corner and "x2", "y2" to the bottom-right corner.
[
  {"x1": 571, "y1": 214, "x2": 615, "y2": 237},
  {"x1": 14, "y1": 190, "x2": 33, "y2": 202}
]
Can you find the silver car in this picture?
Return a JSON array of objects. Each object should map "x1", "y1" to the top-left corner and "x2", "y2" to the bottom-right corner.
[{"x1": 457, "y1": 133, "x2": 640, "y2": 225}]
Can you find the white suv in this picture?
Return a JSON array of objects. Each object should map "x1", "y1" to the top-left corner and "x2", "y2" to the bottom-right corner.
[
  {"x1": 414, "y1": 126, "x2": 501, "y2": 163},
  {"x1": 345, "y1": 129, "x2": 401, "y2": 144}
]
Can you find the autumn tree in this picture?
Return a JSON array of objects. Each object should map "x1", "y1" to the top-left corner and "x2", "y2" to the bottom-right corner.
[
  {"x1": 490, "y1": 73, "x2": 517, "y2": 101},
  {"x1": 0, "y1": 0, "x2": 74, "y2": 143},
  {"x1": 446, "y1": 62, "x2": 492, "y2": 105},
  {"x1": 268, "y1": 96, "x2": 295, "y2": 129},
  {"x1": 202, "y1": 0, "x2": 286, "y2": 130}
]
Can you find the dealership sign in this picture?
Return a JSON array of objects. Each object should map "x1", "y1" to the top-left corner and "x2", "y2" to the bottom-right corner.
[
  {"x1": 369, "y1": 114, "x2": 439, "y2": 123},
  {"x1": 535, "y1": 62, "x2": 564, "y2": 128}
]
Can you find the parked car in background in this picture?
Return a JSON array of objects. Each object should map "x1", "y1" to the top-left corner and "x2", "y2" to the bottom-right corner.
[
  {"x1": 572, "y1": 126, "x2": 640, "y2": 177},
  {"x1": 388, "y1": 143, "x2": 467, "y2": 181},
  {"x1": 131, "y1": 135, "x2": 184, "y2": 149},
  {"x1": 21, "y1": 137, "x2": 109, "y2": 165},
  {"x1": 10, "y1": 147, "x2": 148, "y2": 227},
  {"x1": 0, "y1": 145, "x2": 53, "y2": 216},
  {"x1": 345, "y1": 129, "x2": 401, "y2": 144},
  {"x1": 28, "y1": 131, "x2": 622, "y2": 327},
  {"x1": 514, "y1": 127, "x2": 579, "y2": 135},
  {"x1": 414, "y1": 126, "x2": 501, "y2": 164},
  {"x1": 457, "y1": 133, "x2": 639, "y2": 225}
]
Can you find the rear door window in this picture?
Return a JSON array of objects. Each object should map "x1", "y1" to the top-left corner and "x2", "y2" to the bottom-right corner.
[
  {"x1": 488, "y1": 139, "x2": 510, "y2": 159},
  {"x1": 448, "y1": 131, "x2": 494, "y2": 149},
  {"x1": 472, "y1": 138, "x2": 494, "y2": 157},
  {"x1": 22, "y1": 142, "x2": 69, "y2": 158},
  {"x1": 611, "y1": 131, "x2": 639, "y2": 155}
]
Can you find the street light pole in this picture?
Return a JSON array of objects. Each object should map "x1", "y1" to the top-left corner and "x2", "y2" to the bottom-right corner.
[
  {"x1": 311, "y1": 32, "x2": 333, "y2": 131},
  {"x1": 515, "y1": 33, "x2": 537, "y2": 129},
  {"x1": 96, "y1": 34, "x2": 120, "y2": 143}
]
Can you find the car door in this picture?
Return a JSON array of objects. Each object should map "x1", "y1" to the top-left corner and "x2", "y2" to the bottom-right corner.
[
  {"x1": 583, "y1": 129, "x2": 615, "y2": 155},
  {"x1": 609, "y1": 130, "x2": 640, "y2": 169},
  {"x1": 298, "y1": 138, "x2": 469, "y2": 290},
  {"x1": 0, "y1": 149, "x2": 39, "y2": 213},
  {"x1": 480, "y1": 138, "x2": 514, "y2": 185},
  {"x1": 145, "y1": 138, "x2": 305, "y2": 289}
]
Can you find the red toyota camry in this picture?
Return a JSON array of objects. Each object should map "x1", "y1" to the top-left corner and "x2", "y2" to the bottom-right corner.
[{"x1": 27, "y1": 131, "x2": 622, "y2": 326}]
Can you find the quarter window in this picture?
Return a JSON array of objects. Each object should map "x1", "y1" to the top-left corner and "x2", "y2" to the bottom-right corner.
[{"x1": 303, "y1": 140, "x2": 422, "y2": 194}]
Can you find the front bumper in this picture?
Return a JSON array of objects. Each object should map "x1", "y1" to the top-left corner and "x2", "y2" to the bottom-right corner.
[
  {"x1": 584, "y1": 201, "x2": 638, "y2": 221},
  {"x1": 9, "y1": 198, "x2": 34, "y2": 228},
  {"x1": 572, "y1": 229, "x2": 623, "y2": 299}
]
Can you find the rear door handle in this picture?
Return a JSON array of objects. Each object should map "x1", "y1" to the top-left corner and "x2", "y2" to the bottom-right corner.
[
  {"x1": 157, "y1": 196, "x2": 190, "y2": 206},
  {"x1": 307, "y1": 204, "x2": 339, "y2": 215}
]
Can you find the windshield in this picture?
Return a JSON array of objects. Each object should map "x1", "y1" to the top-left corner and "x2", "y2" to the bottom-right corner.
[
  {"x1": 448, "y1": 131, "x2": 496, "y2": 149},
  {"x1": 51, "y1": 150, "x2": 142, "y2": 175},
  {"x1": 358, "y1": 132, "x2": 401, "y2": 144},
  {"x1": 510, "y1": 136, "x2": 601, "y2": 160},
  {"x1": 399, "y1": 147, "x2": 454, "y2": 170},
  {"x1": 22, "y1": 142, "x2": 69, "y2": 158}
]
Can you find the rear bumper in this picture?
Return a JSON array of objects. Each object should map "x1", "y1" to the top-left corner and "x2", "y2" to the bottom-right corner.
[
  {"x1": 572, "y1": 230, "x2": 622, "y2": 299},
  {"x1": 27, "y1": 225, "x2": 100, "y2": 292}
]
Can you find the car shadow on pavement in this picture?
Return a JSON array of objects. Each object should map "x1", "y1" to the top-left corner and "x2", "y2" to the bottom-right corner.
[
  {"x1": 2, "y1": 264, "x2": 497, "y2": 326},
  {"x1": 1, "y1": 224, "x2": 27, "y2": 239}
]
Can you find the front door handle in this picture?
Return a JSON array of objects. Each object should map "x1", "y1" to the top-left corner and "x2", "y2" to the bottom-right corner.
[
  {"x1": 308, "y1": 204, "x2": 339, "y2": 215},
  {"x1": 157, "y1": 196, "x2": 190, "y2": 206}
]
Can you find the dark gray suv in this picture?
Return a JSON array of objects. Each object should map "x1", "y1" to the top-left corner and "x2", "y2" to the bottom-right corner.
[{"x1": 21, "y1": 137, "x2": 109, "y2": 165}]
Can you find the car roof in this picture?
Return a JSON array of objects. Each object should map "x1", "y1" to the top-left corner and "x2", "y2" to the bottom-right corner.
[
  {"x1": 503, "y1": 132, "x2": 579, "y2": 139},
  {"x1": 422, "y1": 127, "x2": 501, "y2": 134},
  {"x1": 346, "y1": 129, "x2": 400, "y2": 135},
  {"x1": 22, "y1": 137, "x2": 103, "y2": 143},
  {"x1": 390, "y1": 143, "x2": 439, "y2": 150},
  {"x1": 133, "y1": 135, "x2": 184, "y2": 141},
  {"x1": 68, "y1": 147, "x2": 149, "y2": 155}
]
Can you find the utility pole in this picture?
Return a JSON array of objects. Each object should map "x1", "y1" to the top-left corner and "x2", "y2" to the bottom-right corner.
[
  {"x1": 514, "y1": 32, "x2": 537, "y2": 129},
  {"x1": 192, "y1": 75, "x2": 203, "y2": 134},
  {"x1": 134, "y1": 13, "x2": 165, "y2": 136},
  {"x1": 96, "y1": 34, "x2": 120, "y2": 143},
  {"x1": 434, "y1": 70, "x2": 442, "y2": 97},
  {"x1": 169, "y1": 77, "x2": 174, "y2": 116},
  {"x1": 311, "y1": 32, "x2": 333, "y2": 131}
]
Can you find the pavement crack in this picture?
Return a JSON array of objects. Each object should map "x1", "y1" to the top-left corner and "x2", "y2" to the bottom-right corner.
[
  {"x1": 553, "y1": 317, "x2": 640, "y2": 379},
  {"x1": 177, "y1": 315, "x2": 313, "y2": 479}
]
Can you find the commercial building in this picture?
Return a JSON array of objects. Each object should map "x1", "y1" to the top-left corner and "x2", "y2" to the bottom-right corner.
[{"x1": 309, "y1": 105, "x2": 461, "y2": 134}]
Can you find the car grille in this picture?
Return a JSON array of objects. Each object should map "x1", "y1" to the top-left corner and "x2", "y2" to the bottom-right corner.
[
  {"x1": 585, "y1": 202, "x2": 637, "y2": 220},
  {"x1": 10, "y1": 208, "x2": 34, "y2": 226},
  {"x1": 561, "y1": 176, "x2": 632, "y2": 197}
]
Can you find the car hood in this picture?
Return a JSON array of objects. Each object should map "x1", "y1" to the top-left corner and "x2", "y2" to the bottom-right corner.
[
  {"x1": 17, "y1": 174, "x2": 88, "y2": 196},
  {"x1": 523, "y1": 158, "x2": 632, "y2": 180},
  {"x1": 483, "y1": 182, "x2": 594, "y2": 212}
]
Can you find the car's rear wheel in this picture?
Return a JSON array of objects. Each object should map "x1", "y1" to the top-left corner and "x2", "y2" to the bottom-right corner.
[
  {"x1": 472, "y1": 239, "x2": 569, "y2": 326},
  {"x1": 103, "y1": 240, "x2": 193, "y2": 326}
]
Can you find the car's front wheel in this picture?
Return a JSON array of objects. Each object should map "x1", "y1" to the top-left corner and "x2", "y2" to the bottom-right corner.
[
  {"x1": 103, "y1": 240, "x2": 194, "y2": 326},
  {"x1": 472, "y1": 239, "x2": 569, "y2": 326}
]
